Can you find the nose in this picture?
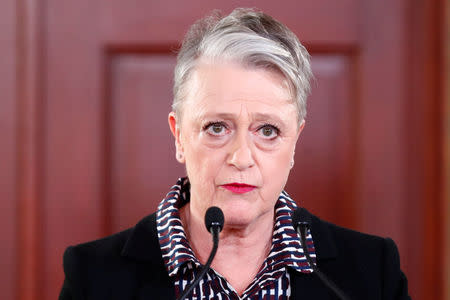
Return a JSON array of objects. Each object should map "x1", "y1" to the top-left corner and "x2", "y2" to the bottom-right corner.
[{"x1": 227, "y1": 131, "x2": 255, "y2": 170}]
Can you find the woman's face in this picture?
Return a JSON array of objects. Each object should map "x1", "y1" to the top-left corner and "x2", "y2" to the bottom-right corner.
[{"x1": 169, "y1": 60, "x2": 304, "y2": 228}]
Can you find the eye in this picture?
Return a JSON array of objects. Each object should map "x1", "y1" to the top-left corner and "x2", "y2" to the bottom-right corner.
[
  {"x1": 257, "y1": 124, "x2": 279, "y2": 139},
  {"x1": 204, "y1": 122, "x2": 228, "y2": 136}
]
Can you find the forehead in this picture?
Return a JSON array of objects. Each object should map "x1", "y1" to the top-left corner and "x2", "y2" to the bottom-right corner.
[{"x1": 182, "y1": 61, "x2": 297, "y2": 121}]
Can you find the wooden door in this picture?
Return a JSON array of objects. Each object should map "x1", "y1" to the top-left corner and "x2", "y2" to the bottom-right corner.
[{"x1": 1, "y1": 0, "x2": 444, "y2": 299}]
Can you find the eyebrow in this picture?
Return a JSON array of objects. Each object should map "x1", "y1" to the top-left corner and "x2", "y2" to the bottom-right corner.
[
  {"x1": 197, "y1": 112, "x2": 287, "y2": 126},
  {"x1": 252, "y1": 113, "x2": 286, "y2": 125}
]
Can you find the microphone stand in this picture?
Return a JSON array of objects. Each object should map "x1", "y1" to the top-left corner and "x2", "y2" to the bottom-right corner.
[{"x1": 176, "y1": 207, "x2": 223, "y2": 300}]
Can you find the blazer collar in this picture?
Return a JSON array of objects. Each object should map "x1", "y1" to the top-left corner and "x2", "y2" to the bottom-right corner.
[
  {"x1": 307, "y1": 209, "x2": 338, "y2": 261},
  {"x1": 121, "y1": 213, "x2": 164, "y2": 265},
  {"x1": 288, "y1": 209, "x2": 339, "y2": 299}
]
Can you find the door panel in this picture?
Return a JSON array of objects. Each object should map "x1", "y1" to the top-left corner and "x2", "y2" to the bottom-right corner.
[
  {"x1": 288, "y1": 55, "x2": 355, "y2": 226},
  {"x1": 0, "y1": 1, "x2": 17, "y2": 299},
  {"x1": 110, "y1": 54, "x2": 184, "y2": 231}
]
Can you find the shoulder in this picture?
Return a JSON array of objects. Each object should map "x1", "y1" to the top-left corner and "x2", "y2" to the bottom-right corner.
[
  {"x1": 60, "y1": 213, "x2": 169, "y2": 299},
  {"x1": 307, "y1": 212, "x2": 410, "y2": 299},
  {"x1": 312, "y1": 213, "x2": 400, "y2": 271},
  {"x1": 63, "y1": 212, "x2": 156, "y2": 267},
  {"x1": 63, "y1": 227, "x2": 133, "y2": 281},
  {"x1": 333, "y1": 221, "x2": 402, "y2": 263},
  {"x1": 324, "y1": 217, "x2": 389, "y2": 250},
  {"x1": 310, "y1": 212, "x2": 395, "y2": 256},
  {"x1": 64, "y1": 227, "x2": 132, "y2": 263},
  {"x1": 320, "y1": 218, "x2": 404, "y2": 274}
]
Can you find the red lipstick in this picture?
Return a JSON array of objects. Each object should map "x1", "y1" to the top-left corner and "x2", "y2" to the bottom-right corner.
[{"x1": 221, "y1": 183, "x2": 256, "y2": 194}]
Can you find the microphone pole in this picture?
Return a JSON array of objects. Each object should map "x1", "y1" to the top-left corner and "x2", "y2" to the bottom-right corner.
[
  {"x1": 292, "y1": 208, "x2": 351, "y2": 300},
  {"x1": 176, "y1": 206, "x2": 224, "y2": 300}
]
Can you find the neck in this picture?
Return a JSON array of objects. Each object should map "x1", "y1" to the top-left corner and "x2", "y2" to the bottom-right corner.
[{"x1": 180, "y1": 203, "x2": 274, "y2": 295}]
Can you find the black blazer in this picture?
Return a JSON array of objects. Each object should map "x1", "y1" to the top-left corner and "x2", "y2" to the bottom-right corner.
[{"x1": 59, "y1": 210, "x2": 411, "y2": 300}]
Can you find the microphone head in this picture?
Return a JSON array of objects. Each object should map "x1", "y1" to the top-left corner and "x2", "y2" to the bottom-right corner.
[
  {"x1": 292, "y1": 207, "x2": 311, "y2": 228},
  {"x1": 204, "y1": 206, "x2": 225, "y2": 232}
]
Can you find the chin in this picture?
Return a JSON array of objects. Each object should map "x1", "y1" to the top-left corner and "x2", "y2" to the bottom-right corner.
[
  {"x1": 221, "y1": 205, "x2": 267, "y2": 228},
  {"x1": 224, "y1": 214, "x2": 253, "y2": 227}
]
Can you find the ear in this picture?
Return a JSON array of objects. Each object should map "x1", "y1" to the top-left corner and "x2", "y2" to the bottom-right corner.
[
  {"x1": 291, "y1": 120, "x2": 306, "y2": 166},
  {"x1": 297, "y1": 119, "x2": 306, "y2": 137},
  {"x1": 168, "y1": 111, "x2": 185, "y2": 164}
]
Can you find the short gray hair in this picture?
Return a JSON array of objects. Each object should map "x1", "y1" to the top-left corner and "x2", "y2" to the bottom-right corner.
[{"x1": 172, "y1": 8, "x2": 313, "y2": 123}]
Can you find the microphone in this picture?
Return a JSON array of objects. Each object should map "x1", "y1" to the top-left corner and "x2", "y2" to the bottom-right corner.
[
  {"x1": 292, "y1": 208, "x2": 351, "y2": 300},
  {"x1": 176, "y1": 206, "x2": 224, "y2": 300}
]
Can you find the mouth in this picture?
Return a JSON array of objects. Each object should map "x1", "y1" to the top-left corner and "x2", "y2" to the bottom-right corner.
[{"x1": 221, "y1": 183, "x2": 256, "y2": 194}]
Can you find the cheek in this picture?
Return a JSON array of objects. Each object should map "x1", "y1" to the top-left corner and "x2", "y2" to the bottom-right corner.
[
  {"x1": 260, "y1": 141, "x2": 296, "y2": 189},
  {"x1": 183, "y1": 145, "x2": 228, "y2": 215},
  {"x1": 264, "y1": 141, "x2": 294, "y2": 169},
  {"x1": 183, "y1": 140, "x2": 225, "y2": 184}
]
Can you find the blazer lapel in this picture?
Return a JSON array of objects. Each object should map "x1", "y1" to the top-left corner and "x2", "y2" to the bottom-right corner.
[
  {"x1": 290, "y1": 208, "x2": 339, "y2": 299},
  {"x1": 121, "y1": 213, "x2": 161, "y2": 262},
  {"x1": 290, "y1": 271, "x2": 335, "y2": 299},
  {"x1": 121, "y1": 213, "x2": 176, "y2": 299},
  {"x1": 309, "y1": 210, "x2": 338, "y2": 260}
]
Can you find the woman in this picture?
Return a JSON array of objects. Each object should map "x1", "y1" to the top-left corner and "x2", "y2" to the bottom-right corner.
[{"x1": 59, "y1": 8, "x2": 410, "y2": 300}]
